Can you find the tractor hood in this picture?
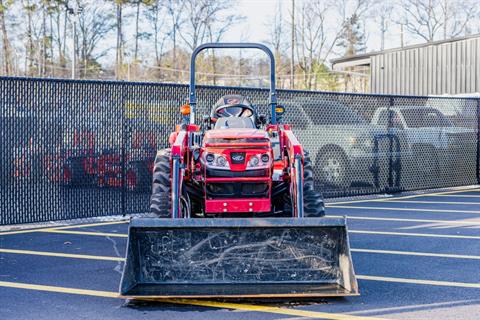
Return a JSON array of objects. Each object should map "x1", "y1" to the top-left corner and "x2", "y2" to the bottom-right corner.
[{"x1": 204, "y1": 129, "x2": 270, "y2": 147}]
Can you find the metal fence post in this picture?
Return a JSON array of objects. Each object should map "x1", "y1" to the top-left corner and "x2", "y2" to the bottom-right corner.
[
  {"x1": 477, "y1": 99, "x2": 480, "y2": 184},
  {"x1": 386, "y1": 97, "x2": 395, "y2": 193},
  {"x1": 121, "y1": 84, "x2": 126, "y2": 217}
]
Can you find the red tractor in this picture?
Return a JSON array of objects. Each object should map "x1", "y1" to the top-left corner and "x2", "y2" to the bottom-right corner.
[
  {"x1": 150, "y1": 93, "x2": 325, "y2": 218},
  {"x1": 96, "y1": 124, "x2": 157, "y2": 192},
  {"x1": 121, "y1": 43, "x2": 357, "y2": 299}
]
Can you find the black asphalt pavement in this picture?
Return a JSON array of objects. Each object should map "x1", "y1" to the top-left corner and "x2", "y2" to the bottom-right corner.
[{"x1": 1, "y1": 186, "x2": 480, "y2": 320}]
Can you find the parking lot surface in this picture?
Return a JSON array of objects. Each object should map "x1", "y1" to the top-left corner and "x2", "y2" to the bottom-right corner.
[{"x1": 1, "y1": 186, "x2": 479, "y2": 320}]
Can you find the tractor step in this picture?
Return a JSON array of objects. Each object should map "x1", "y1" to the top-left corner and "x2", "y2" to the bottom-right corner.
[{"x1": 120, "y1": 217, "x2": 358, "y2": 298}]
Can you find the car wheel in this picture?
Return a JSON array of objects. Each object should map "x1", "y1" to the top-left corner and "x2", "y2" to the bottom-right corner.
[{"x1": 316, "y1": 149, "x2": 350, "y2": 189}]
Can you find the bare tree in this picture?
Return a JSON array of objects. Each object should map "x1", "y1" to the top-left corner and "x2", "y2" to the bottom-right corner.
[
  {"x1": 206, "y1": 10, "x2": 244, "y2": 85},
  {"x1": 440, "y1": 0, "x2": 477, "y2": 39},
  {"x1": 132, "y1": 0, "x2": 152, "y2": 61},
  {"x1": 163, "y1": 0, "x2": 185, "y2": 69},
  {"x1": 112, "y1": 0, "x2": 132, "y2": 79},
  {"x1": 77, "y1": 3, "x2": 114, "y2": 77},
  {"x1": 397, "y1": 0, "x2": 478, "y2": 42},
  {"x1": 178, "y1": 0, "x2": 238, "y2": 51},
  {"x1": 373, "y1": 1, "x2": 394, "y2": 50},
  {"x1": 145, "y1": 0, "x2": 167, "y2": 65},
  {"x1": 266, "y1": 2, "x2": 286, "y2": 79},
  {"x1": 295, "y1": 0, "x2": 344, "y2": 89}
]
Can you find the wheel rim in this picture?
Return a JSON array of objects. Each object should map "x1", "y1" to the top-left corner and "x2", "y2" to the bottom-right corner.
[
  {"x1": 321, "y1": 157, "x2": 344, "y2": 184},
  {"x1": 180, "y1": 195, "x2": 190, "y2": 218}
]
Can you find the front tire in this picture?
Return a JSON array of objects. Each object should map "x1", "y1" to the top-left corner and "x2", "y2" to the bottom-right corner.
[
  {"x1": 150, "y1": 149, "x2": 171, "y2": 217},
  {"x1": 303, "y1": 151, "x2": 325, "y2": 217},
  {"x1": 275, "y1": 151, "x2": 325, "y2": 217}
]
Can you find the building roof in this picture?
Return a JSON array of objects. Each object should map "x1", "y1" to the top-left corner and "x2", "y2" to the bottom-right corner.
[{"x1": 331, "y1": 34, "x2": 480, "y2": 70}]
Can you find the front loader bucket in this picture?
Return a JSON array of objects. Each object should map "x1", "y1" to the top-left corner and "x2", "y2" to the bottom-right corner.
[{"x1": 120, "y1": 217, "x2": 358, "y2": 298}]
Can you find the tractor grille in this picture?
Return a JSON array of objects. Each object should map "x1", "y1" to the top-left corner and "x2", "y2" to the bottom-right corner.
[
  {"x1": 206, "y1": 168, "x2": 269, "y2": 178},
  {"x1": 206, "y1": 182, "x2": 269, "y2": 199}
]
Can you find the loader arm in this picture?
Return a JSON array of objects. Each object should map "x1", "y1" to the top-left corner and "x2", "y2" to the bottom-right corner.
[
  {"x1": 171, "y1": 129, "x2": 188, "y2": 218},
  {"x1": 282, "y1": 127, "x2": 304, "y2": 218}
]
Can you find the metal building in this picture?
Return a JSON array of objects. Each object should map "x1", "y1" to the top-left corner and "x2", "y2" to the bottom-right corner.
[{"x1": 332, "y1": 34, "x2": 480, "y2": 95}]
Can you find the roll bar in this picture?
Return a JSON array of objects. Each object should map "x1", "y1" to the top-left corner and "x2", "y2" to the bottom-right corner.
[{"x1": 189, "y1": 43, "x2": 278, "y2": 125}]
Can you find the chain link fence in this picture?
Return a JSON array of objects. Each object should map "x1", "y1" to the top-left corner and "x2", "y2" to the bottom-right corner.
[{"x1": 1, "y1": 77, "x2": 479, "y2": 225}]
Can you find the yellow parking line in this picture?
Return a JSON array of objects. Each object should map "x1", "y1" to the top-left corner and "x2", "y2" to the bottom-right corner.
[
  {"x1": 169, "y1": 299, "x2": 390, "y2": 320},
  {"x1": 0, "y1": 220, "x2": 129, "y2": 236},
  {"x1": 430, "y1": 194, "x2": 480, "y2": 198},
  {"x1": 37, "y1": 229, "x2": 128, "y2": 238},
  {"x1": 53, "y1": 220, "x2": 129, "y2": 230},
  {"x1": 328, "y1": 215, "x2": 480, "y2": 225},
  {"x1": 328, "y1": 205, "x2": 480, "y2": 214},
  {"x1": 0, "y1": 281, "x2": 119, "y2": 298},
  {"x1": 329, "y1": 187, "x2": 480, "y2": 205},
  {"x1": 350, "y1": 230, "x2": 480, "y2": 239},
  {"x1": 378, "y1": 200, "x2": 480, "y2": 205},
  {"x1": 0, "y1": 228, "x2": 53, "y2": 236},
  {"x1": 357, "y1": 275, "x2": 480, "y2": 289},
  {"x1": 0, "y1": 281, "x2": 390, "y2": 320},
  {"x1": 351, "y1": 248, "x2": 480, "y2": 260},
  {"x1": 0, "y1": 248, "x2": 125, "y2": 261}
]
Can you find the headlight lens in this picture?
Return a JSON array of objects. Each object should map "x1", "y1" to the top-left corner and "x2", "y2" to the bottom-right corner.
[
  {"x1": 249, "y1": 156, "x2": 259, "y2": 167},
  {"x1": 216, "y1": 155, "x2": 227, "y2": 167},
  {"x1": 206, "y1": 153, "x2": 215, "y2": 163}
]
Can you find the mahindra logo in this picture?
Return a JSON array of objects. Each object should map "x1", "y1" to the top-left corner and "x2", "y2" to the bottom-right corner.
[
  {"x1": 230, "y1": 152, "x2": 246, "y2": 164},
  {"x1": 226, "y1": 98, "x2": 240, "y2": 105},
  {"x1": 232, "y1": 155, "x2": 244, "y2": 161}
]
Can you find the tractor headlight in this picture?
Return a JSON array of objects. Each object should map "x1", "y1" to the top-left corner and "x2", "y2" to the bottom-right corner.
[
  {"x1": 249, "y1": 156, "x2": 260, "y2": 167},
  {"x1": 204, "y1": 152, "x2": 230, "y2": 170},
  {"x1": 206, "y1": 153, "x2": 215, "y2": 163},
  {"x1": 216, "y1": 155, "x2": 227, "y2": 167},
  {"x1": 246, "y1": 153, "x2": 270, "y2": 170}
]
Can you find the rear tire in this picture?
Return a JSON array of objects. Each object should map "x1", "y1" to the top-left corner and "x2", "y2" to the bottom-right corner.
[
  {"x1": 150, "y1": 149, "x2": 171, "y2": 217},
  {"x1": 62, "y1": 157, "x2": 86, "y2": 187}
]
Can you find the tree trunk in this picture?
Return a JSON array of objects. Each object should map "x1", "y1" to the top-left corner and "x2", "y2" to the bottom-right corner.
[
  {"x1": 115, "y1": 3, "x2": 123, "y2": 79},
  {"x1": 49, "y1": 13, "x2": 54, "y2": 76},
  {"x1": 62, "y1": 11, "x2": 67, "y2": 68},
  {"x1": 290, "y1": 0, "x2": 295, "y2": 89},
  {"x1": 25, "y1": 1, "x2": 34, "y2": 76},
  {"x1": 154, "y1": 8, "x2": 159, "y2": 64},
  {"x1": 134, "y1": 1, "x2": 140, "y2": 61},
  {"x1": 173, "y1": 26, "x2": 177, "y2": 70},
  {"x1": 0, "y1": 0, "x2": 12, "y2": 75}
]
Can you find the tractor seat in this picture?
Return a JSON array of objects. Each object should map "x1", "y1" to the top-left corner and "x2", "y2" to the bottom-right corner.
[{"x1": 214, "y1": 117, "x2": 255, "y2": 129}]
